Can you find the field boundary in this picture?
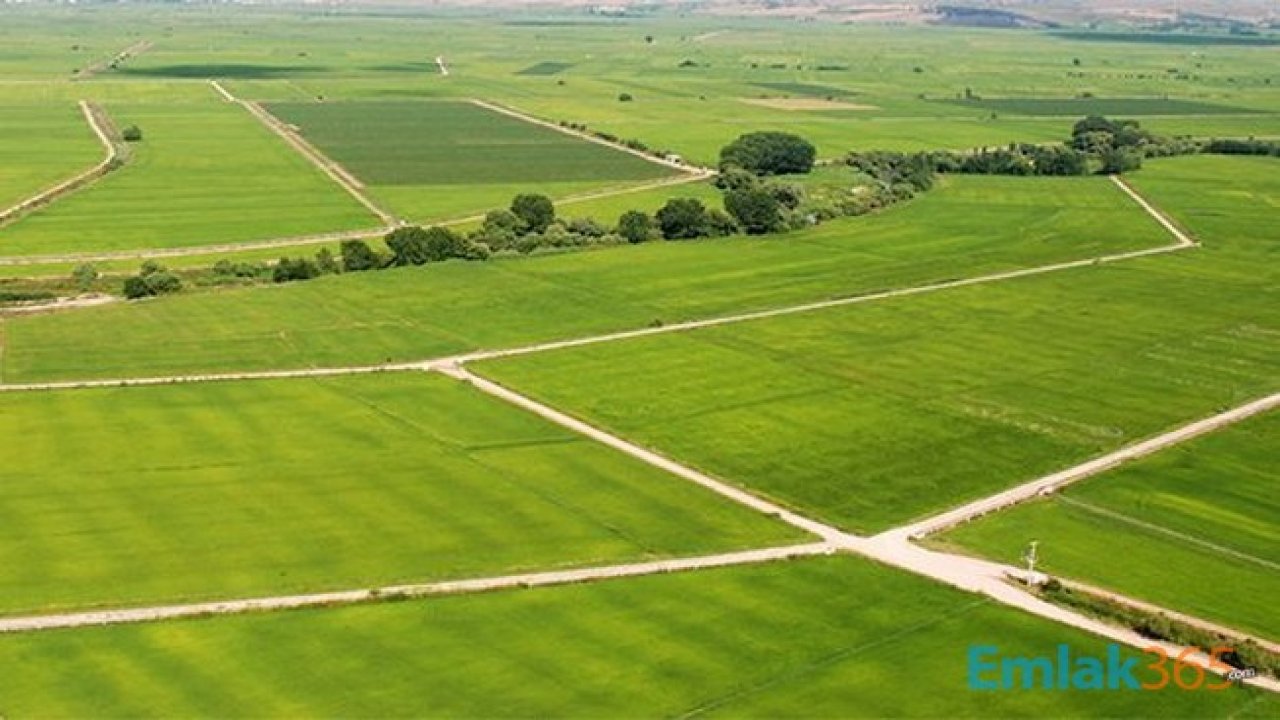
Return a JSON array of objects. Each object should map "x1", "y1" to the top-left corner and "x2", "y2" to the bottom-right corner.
[
  {"x1": 469, "y1": 98, "x2": 715, "y2": 176},
  {"x1": 73, "y1": 39, "x2": 152, "y2": 81},
  {"x1": 0, "y1": 101, "x2": 125, "y2": 228},
  {"x1": 0, "y1": 542, "x2": 833, "y2": 633},
  {"x1": 878, "y1": 392, "x2": 1280, "y2": 540}
]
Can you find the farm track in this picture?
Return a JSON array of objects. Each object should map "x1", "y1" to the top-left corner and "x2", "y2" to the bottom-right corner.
[
  {"x1": 0, "y1": 101, "x2": 124, "y2": 228},
  {"x1": 1, "y1": 164, "x2": 1274, "y2": 691},
  {"x1": 72, "y1": 39, "x2": 152, "y2": 81}
]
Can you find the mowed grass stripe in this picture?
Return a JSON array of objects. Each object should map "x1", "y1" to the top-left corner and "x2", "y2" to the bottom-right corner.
[
  {"x1": 0, "y1": 99, "x2": 375, "y2": 256},
  {"x1": 939, "y1": 409, "x2": 1280, "y2": 640},
  {"x1": 0, "y1": 556, "x2": 1266, "y2": 716},
  {"x1": 265, "y1": 100, "x2": 672, "y2": 186},
  {"x1": 474, "y1": 157, "x2": 1279, "y2": 533},
  {"x1": 0, "y1": 372, "x2": 798, "y2": 615},
  {"x1": 1, "y1": 175, "x2": 1169, "y2": 382}
]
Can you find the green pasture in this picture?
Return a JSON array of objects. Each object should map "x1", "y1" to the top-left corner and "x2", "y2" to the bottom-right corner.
[
  {"x1": 938, "y1": 97, "x2": 1258, "y2": 117},
  {"x1": 938, "y1": 410, "x2": 1279, "y2": 640},
  {"x1": 0, "y1": 372, "x2": 795, "y2": 615},
  {"x1": 0, "y1": 97, "x2": 376, "y2": 256},
  {"x1": 0, "y1": 555, "x2": 1268, "y2": 716},
  {"x1": 0, "y1": 102, "x2": 102, "y2": 212},
  {"x1": 474, "y1": 157, "x2": 1279, "y2": 533},
  {"x1": 0, "y1": 175, "x2": 1167, "y2": 382}
]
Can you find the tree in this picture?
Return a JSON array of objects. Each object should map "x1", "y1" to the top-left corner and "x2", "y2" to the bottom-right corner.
[
  {"x1": 655, "y1": 197, "x2": 709, "y2": 239},
  {"x1": 618, "y1": 92, "x2": 634, "y2": 102},
  {"x1": 616, "y1": 210, "x2": 655, "y2": 243},
  {"x1": 510, "y1": 193, "x2": 556, "y2": 233},
  {"x1": 385, "y1": 226, "x2": 435, "y2": 266},
  {"x1": 71, "y1": 263, "x2": 98, "y2": 293},
  {"x1": 713, "y1": 166, "x2": 760, "y2": 191},
  {"x1": 340, "y1": 239, "x2": 381, "y2": 272},
  {"x1": 121, "y1": 125, "x2": 143, "y2": 142},
  {"x1": 719, "y1": 131, "x2": 816, "y2": 175},
  {"x1": 724, "y1": 188, "x2": 784, "y2": 234}
]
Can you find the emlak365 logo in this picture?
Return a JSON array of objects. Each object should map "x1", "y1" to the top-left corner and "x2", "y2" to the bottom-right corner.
[{"x1": 967, "y1": 643, "x2": 1257, "y2": 691}]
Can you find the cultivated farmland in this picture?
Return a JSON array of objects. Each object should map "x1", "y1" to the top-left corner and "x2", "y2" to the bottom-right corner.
[
  {"x1": 265, "y1": 100, "x2": 676, "y2": 221},
  {"x1": 474, "y1": 157, "x2": 1279, "y2": 533},
  {"x1": 0, "y1": 556, "x2": 1269, "y2": 716},
  {"x1": 0, "y1": 97, "x2": 376, "y2": 256},
  {"x1": 0, "y1": 372, "x2": 797, "y2": 615},
  {"x1": 1, "y1": 175, "x2": 1167, "y2": 381},
  {"x1": 0, "y1": 103, "x2": 102, "y2": 212},
  {"x1": 938, "y1": 410, "x2": 1280, "y2": 640}
]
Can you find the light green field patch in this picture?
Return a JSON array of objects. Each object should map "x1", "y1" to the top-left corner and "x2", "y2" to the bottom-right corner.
[
  {"x1": 474, "y1": 159, "x2": 1279, "y2": 533},
  {"x1": 0, "y1": 372, "x2": 798, "y2": 615},
  {"x1": 0, "y1": 102, "x2": 102, "y2": 211},
  {"x1": 0, "y1": 556, "x2": 1267, "y2": 716},
  {"x1": 0, "y1": 98, "x2": 376, "y2": 256},
  {"x1": 1, "y1": 176, "x2": 1168, "y2": 382}
]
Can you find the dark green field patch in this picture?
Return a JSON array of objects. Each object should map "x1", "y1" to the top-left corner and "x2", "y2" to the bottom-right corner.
[
  {"x1": 751, "y1": 81, "x2": 854, "y2": 98},
  {"x1": 265, "y1": 100, "x2": 670, "y2": 185},
  {"x1": 516, "y1": 61, "x2": 573, "y2": 75},
  {"x1": 937, "y1": 96, "x2": 1255, "y2": 116}
]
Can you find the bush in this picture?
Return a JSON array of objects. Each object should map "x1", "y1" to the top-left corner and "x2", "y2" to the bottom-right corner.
[
  {"x1": 121, "y1": 125, "x2": 143, "y2": 142},
  {"x1": 387, "y1": 225, "x2": 488, "y2": 265},
  {"x1": 273, "y1": 256, "x2": 320, "y2": 283},
  {"x1": 123, "y1": 262, "x2": 182, "y2": 299},
  {"x1": 340, "y1": 239, "x2": 382, "y2": 272},
  {"x1": 724, "y1": 188, "x2": 784, "y2": 234},
  {"x1": 71, "y1": 263, "x2": 98, "y2": 293},
  {"x1": 719, "y1": 131, "x2": 817, "y2": 175},
  {"x1": 616, "y1": 210, "x2": 655, "y2": 243},
  {"x1": 618, "y1": 92, "x2": 634, "y2": 102},
  {"x1": 655, "y1": 197, "x2": 710, "y2": 239},
  {"x1": 511, "y1": 193, "x2": 556, "y2": 233}
]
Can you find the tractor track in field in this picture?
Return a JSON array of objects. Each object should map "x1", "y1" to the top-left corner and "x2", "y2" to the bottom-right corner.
[
  {"x1": 0, "y1": 101, "x2": 125, "y2": 229},
  {"x1": 1, "y1": 167, "x2": 1275, "y2": 692}
]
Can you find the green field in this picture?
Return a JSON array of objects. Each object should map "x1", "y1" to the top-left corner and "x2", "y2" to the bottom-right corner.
[
  {"x1": 0, "y1": 372, "x2": 796, "y2": 615},
  {"x1": 939, "y1": 410, "x2": 1279, "y2": 641},
  {"x1": 0, "y1": 102, "x2": 102, "y2": 211},
  {"x1": 263, "y1": 99, "x2": 674, "y2": 222},
  {"x1": 0, "y1": 175, "x2": 1167, "y2": 382},
  {"x1": 473, "y1": 157, "x2": 1279, "y2": 533},
  {"x1": 0, "y1": 97, "x2": 376, "y2": 256},
  {"x1": 516, "y1": 61, "x2": 574, "y2": 75},
  {"x1": 0, "y1": 555, "x2": 1269, "y2": 717}
]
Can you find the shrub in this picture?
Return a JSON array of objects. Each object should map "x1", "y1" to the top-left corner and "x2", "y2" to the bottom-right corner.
[
  {"x1": 655, "y1": 197, "x2": 710, "y2": 239},
  {"x1": 511, "y1": 193, "x2": 556, "y2": 233},
  {"x1": 273, "y1": 257, "x2": 320, "y2": 283},
  {"x1": 123, "y1": 262, "x2": 182, "y2": 299},
  {"x1": 121, "y1": 125, "x2": 143, "y2": 142},
  {"x1": 616, "y1": 210, "x2": 655, "y2": 243},
  {"x1": 340, "y1": 239, "x2": 383, "y2": 272},
  {"x1": 71, "y1": 263, "x2": 98, "y2": 293},
  {"x1": 724, "y1": 188, "x2": 784, "y2": 234}
]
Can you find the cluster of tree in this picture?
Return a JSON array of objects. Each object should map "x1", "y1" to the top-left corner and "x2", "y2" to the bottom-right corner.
[
  {"x1": 1203, "y1": 138, "x2": 1280, "y2": 156},
  {"x1": 928, "y1": 144, "x2": 1089, "y2": 176},
  {"x1": 719, "y1": 131, "x2": 817, "y2": 175},
  {"x1": 123, "y1": 261, "x2": 182, "y2": 299}
]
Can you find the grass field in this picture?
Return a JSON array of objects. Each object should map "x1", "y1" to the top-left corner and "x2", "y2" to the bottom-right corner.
[
  {"x1": 938, "y1": 410, "x2": 1279, "y2": 641},
  {"x1": 0, "y1": 555, "x2": 1270, "y2": 716},
  {"x1": 0, "y1": 372, "x2": 797, "y2": 615},
  {"x1": 0, "y1": 175, "x2": 1168, "y2": 382},
  {"x1": 0, "y1": 98, "x2": 376, "y2": 256},
  {"x1": 264, "y1": 100, "x2": 674, "y2": 222},
  {"x1": 0, "y1": 102, "x2": 102, "y2": 211},
  {"x1": 473, "y1": 157, "x2": 1279, "y2": 533}
]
